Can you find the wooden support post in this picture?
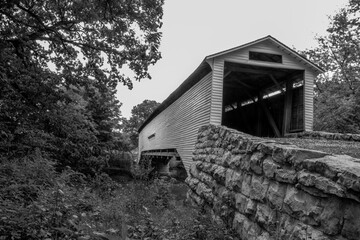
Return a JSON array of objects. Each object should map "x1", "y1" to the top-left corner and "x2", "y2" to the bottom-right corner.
[
  {"x1": 282, "y1": 80, "x2": 293, "y2": 136},
  {"x1": 269, "y1": 74, "x2": 285, "y2": 94},
  {"x1": 256, "y1": 94, "x2": 262, "y2": 136},
  {"x1": 259, "y1": 95, "x2": 281, "y2": 137}
]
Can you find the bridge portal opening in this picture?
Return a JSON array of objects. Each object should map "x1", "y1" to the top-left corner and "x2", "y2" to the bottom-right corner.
[{"x1": 222, "y1": 62, "x2": 304, "y2": 138}]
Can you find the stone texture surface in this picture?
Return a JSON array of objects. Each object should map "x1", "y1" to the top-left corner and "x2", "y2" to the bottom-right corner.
[
  {"x1": 286, "y1": 131, "x2": 360, "y2": 142},
  {"x1": 186, "y1": 124, "x2": 360, "y2": 240}
]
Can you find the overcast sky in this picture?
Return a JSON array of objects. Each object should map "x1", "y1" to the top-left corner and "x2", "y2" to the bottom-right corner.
[{"x1": 117, "y1": 0, "x2": 348, "y2": 118}]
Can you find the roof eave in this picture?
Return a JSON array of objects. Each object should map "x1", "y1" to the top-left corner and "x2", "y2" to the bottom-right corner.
[
  {"x1": 138, "y1": 60, "x2": 212, "y2": 133},
  {"x1": 205, "y1": 35, "x2": 324, "y2": 74}
]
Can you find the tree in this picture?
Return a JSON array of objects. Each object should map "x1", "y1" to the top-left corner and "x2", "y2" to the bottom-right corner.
[
  {"x1": 0, "y1": 0, "x2": 163, "y2": 88},
  {"x1": 0, "y1": 0, "x2": 164, "y2": 172},
  {"x1": 303, "y1": 0, "x2": 360, "y2": 133},
  {"x1": 123, "y1": 99, "x2": 160, "y2": 148}
]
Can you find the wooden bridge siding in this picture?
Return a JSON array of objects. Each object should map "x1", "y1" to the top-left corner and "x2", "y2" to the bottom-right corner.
[
  {"x1": 303, "y1": 70, "x2": 314, "y2": 131},
  {"x1": 209, "y1": 59, "x2": 224, "y2": 125},
  {"x1": 209, "y1": 40, "x2": 316, "y2": 131},
  {"x1": 138, "y1": 72, "x2": 212, "y2": 171}
]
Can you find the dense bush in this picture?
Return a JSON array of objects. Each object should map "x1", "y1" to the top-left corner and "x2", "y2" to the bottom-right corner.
[{"x1": 0, "y1": 153, "x2": 239, "y2": 240}]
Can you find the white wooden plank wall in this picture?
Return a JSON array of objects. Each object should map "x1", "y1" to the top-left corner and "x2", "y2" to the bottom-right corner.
[
  {"x1": 304, "y1": 70, "x2": 314, "y2": 131},
  {"x1": 139, "y1": 72, "x2": 212, "y2": 171},
  {"x1": 210, "y1": 59, "x2": 224, "y2": 125}
]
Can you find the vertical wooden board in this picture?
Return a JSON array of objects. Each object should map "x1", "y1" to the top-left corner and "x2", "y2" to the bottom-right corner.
[
  {"x1": 304, "y1": 70, "x2": 314, "y2": 131},
  {"x1": 282, "y1": 80, "x2": 293, "y2": 135},
  {"x1": 138, "y1": 73, "x2": 212, "y2": 171},
  {"x1": 210, "y1": 59, "x2": 224, "y2": 125}
]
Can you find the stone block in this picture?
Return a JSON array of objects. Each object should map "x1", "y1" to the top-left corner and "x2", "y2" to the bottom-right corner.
[
  {"x1": 215, "y1": 139, "x2": 222, "y2": 147},
  {"x1": 213, "y1": 196, "x2": 234, "y2": 226},
  {"x1": 232, "y1": 212, "x2": 262, "y2": 240},
  {"x1": 195, "y1": 161, "x2": 203, "y2": 170},
  {"x1": 317, "y1": 197, "x2": 344, "y2": 235},
  {"x1": 200, "y1": 161, "x2": 213, "y2": 174},
  {"x1": 217, "y1": 185, "x2": 235, "y2": 207},
  {"x1": 275, "y1": 168, "x2": 297, "y2": 184},
  {"x1": 185, "y1": 176, "x2": 200, "y2": 190},
  {"x1": 212, "y1": 164, "x2": 226, "y2": 185},
  {"x1": 267, "y1": 180, "x2": 287, "y2": 209},
  {"x1": 240, "y1": 154, "x2": 251, "y2": 171},
  {"x1": 228, "y1": 154, "x2": 242, "y2": 169},
  {"x1": 249, "y1": 175, "x2": 269, "y2": 202},
  {"x1": 291, "y1": 223, "x2": 329, "y2": 240},
  {"x1": 250, "y1": 151, "x2": 265, "y2": 174},
  {"x1": 218, "y1": 127, "x2": 229, "y2": 139},
  {"x1": 237, "y1": 139, "x2": 248, "y2": 151},
  {"x1": 257, "y1": 231, "x2": 274, "y2": 240},
  {"x1": 198, "y1": 171, "x2": 217, "y2": 190},
  {"x1": 189, "y1": 163, "x2": 200, "y2": 179},
  {"x1": 204, "y1": 140, "x2": 215, "y2": 148},
  {"x1": 235, "y1": 193, "x2": 257, "y2": 216},
  {"x1": 278, "y1": 214, "x2": 329, "y2": 240},
  {"x1": 342, "y1": 201, "x2": 360, "y2": 240},
  {"x1": 298, "y1": 155, "x2": 360, "y2": 183},
  {"x1": 337, "y1": 168, "x2": 360, "y2": 193},
  {"x1": 204, "y1": 153, "x2": 213, "y2": 163},
  {"x1": 295, "y1": 184, "x2": 329, "y2": 198},
  {"x1": 272, "y1": 145, "x2": 299, "y2": 165},
  {"x1": 298, "y1": 170, "x2": 345, "y2": 198},
  {"x1": 255, "y1": 203, "x2": 277, "y2": 233},
  {"x1": 220, "y1": 151, "x2": 231, "y2": 167},
  {"x1": 283, "y1": 186, "x2": 322, "y2": 226},
  {"x1": 246, "y1": 141, "x2": 260, "y2": 153},
  {"x1": 212, "y1": 133, "x2": 219, "y2": 140},
  {"x1": 263, "y1": 157, "x2": 280, "y2": 179},
  {"x1": 241, "y1": 173, "x2": 252, "y2": 197},
  {"x1": 225, "y1": 169, "x2": 243, "y2": 192},
  {"x1": 195, "y1": 182, "x2": 214, "y2": 204},
  {"x1": 273, "y1": 145, "x2": 327, "y2": 166},
  {"x1": 257, "y1": 141, "x2": 277, "y2": 155}
]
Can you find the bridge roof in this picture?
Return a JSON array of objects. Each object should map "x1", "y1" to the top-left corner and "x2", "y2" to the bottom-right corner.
[{"x1": 138, "y1": 35, "x2": 323, "y2": 132}]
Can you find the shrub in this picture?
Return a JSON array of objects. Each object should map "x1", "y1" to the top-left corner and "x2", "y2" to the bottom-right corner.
[
  {"x1": 107, "y1": 151, "x2": 133, "y2": 170},
  {"x1": 130, "y1": 161, "x2": 154, "y2": 181},
  {"x1": 0, "y1": 152, "x2": 239, "y2": 240}
]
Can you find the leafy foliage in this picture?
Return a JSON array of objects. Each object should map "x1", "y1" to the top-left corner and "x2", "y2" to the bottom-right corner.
[
  {"x1": 0, "y1": 154, "x2": 239, "y2": 240},
  {"x1": 0, "y1": 0, "x2": 163, "y2": 88},
  {"x1": 123, "y1": 99, "x2": 160, "y2": 148},
  {"x1": 303, "y1": 0, "x2": 360, "y2": 133},
  {"x1": 0, "y1": 0, "x2": 164, "y2": 172}
]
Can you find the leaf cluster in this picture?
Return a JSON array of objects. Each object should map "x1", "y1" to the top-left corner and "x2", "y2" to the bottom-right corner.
[
  {"x1": 303, "y1": 0, "x2": 360, "y2": 133},
  {"x1": 0, "y1": 0, "x2": 164, "y2": 172},
  {"x1": 122, "y1": 99, "x2": 160, "y2": 149},
  {"x1": 1, "y1": 0, "x2": 164, "y2": 88},
  {"x1": 0, "y1": 155, "x2": 239, "y2": 240}
]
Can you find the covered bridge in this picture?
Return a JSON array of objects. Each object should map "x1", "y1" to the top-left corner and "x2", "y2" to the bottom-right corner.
[{"x1": 138, "y1": 35, "x2": 323, "y2": 174}]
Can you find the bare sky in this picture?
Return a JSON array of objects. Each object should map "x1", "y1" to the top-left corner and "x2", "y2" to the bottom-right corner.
[{"x1": 117, "y1": 0, "x2": 348, "y2": 118}]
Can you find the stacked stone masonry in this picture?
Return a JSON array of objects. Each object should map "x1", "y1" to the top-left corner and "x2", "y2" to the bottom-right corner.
[
  {"x1": 285, "y1": 131, "x2": 360, "y2": 142},
  {"x1": 185, "y1": 124, "x2": 360, "y2": 240}
]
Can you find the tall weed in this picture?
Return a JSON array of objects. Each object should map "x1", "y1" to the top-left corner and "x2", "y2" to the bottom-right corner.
[{"x1": 0, "y1": 153, "x2": 238, "y2": 240}]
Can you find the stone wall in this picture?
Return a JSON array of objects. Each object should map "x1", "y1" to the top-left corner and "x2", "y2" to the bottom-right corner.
[
  {"x1": 185, "y1": 124, "x2": 360, "y2": 240},
  {"x1": 285, "y1": 131, "x2": 360, "y2": 142}
]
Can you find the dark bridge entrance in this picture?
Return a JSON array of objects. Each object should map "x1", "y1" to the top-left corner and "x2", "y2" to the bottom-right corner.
[{"x1": 222, "y1": 62, "x2": 304, "y2": 137}]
